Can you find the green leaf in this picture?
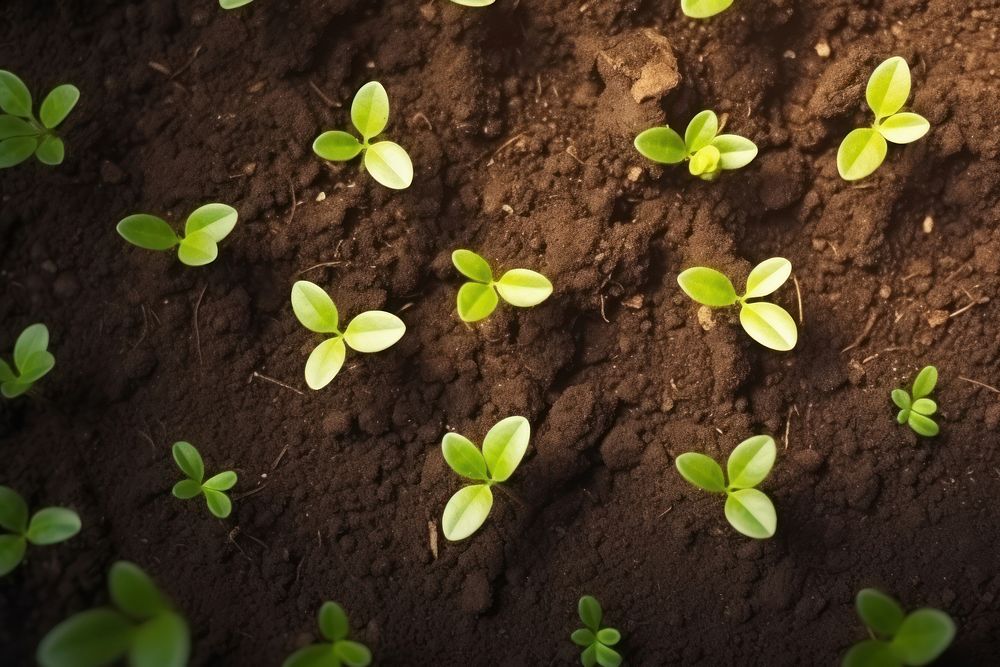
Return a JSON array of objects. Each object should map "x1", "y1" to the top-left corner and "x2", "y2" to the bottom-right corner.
[
  {"x1": 14, "y1": 323, "x2": 49, "y2": 370},
  {"x1": 130, "y1": 612, "x2": 190, "y2": 667},
  {"x1": 220, "y1": 0, "x2": 255, "y2": 7},
  {"x1": 912, "y1": 366, "x2": 937, "y2": 399},
  {"x1": 633, "y1": 126, "x2": 687, "y2": 164},
  {"x1": 203, "y1": 489, "x2": 232, "y2": 518},
  {"x1": 856, "y1": 589, "x2": 905, "y2": 638},
  {"x1": 172, "y1": 442, "x2": 204, "y2": 483},
  {"x1": 891, "y1": 389, "x2": 911, "y2": 410},
  {"x1": 291, "y1": 281, "x2": 340, "y2": 334},
  {"x1": 318, "y1": 601, "x2": 350, "y2": 642},
  {"x1": 712, "y1": 134, "x2": 758, "y2": 170},
  {"x1": 185, "y1": 203, "x2": 238, "y2": 242},
  {"x1": 364, "y1": 141, "x2": 413, "y2": 190},
  {"x1": 724, "y1": 488, "x2": 776, "y2": 538},
  {"x1": 0, "y1": 534, "x2": 26, "y2": 575},
  {"x1": 571, "y1": 628, "x2": 596, "y2": 646},
  {"x1": 36, "y1": 608, "x2": 134, "y2": 667},
  {"x1": 908, "y1": 413, "x2": 939, "y2": 437},
  {"x1": 0, "y1": 70, "x2": 32, "y2": 117},
  {"x1": 578, "y1": 595, "x2": 603, "y2": 631},
  {"x1": 1, "y1": 380, "x2": 31, "y2": 398},
  {"x1": 281, "y1": 645, "x2": 337, "y2": 667},
  {"x1": 0, "y1": 360, "x2": 13, "y2": 383},
  {"x1": 675, "y1": 453, "x2": 726, "y2": 493},
  {"x1": 911, "y1": 398, "x2": 936, "y2": 416},
  {"x1": 867, "y1": 57, "x2": 911, "y2": 120},
  {"x1": 0, "y1": 136, "x2": 37, "y2": 168},
  {"x1": 0, "y1": 485, "x2": 28, "y2": 533},
  {"x1": 177, "y1": 230, "x2": 218, "y2": 266},
  {"x1": 351, "y1": 81, "x2": 389, "y2": 141},
  {"x1": 457, "y1": 281, "x2": 499, "y2": 322},
  {"x1": 680, "y1": 0, "x2": 733, "y2": 18},
  {"x1": 0, "y1": 114, "x2": 37, "y2": 139},
  {"x1": 203, "y1": 471, "x2": 237, "y2": 491},
  {"x1": 441, "y1": 484, "x2": 493, "y2": 541},
  {"x1": 452, "y1": 249, "x2": 493, "y2": 284},
  {"x1": 596, "y1": 628, "x2": 621, "y2": 646},
  {"x1": 495, "y1": 269, "x2": 553, "y2": 308},
  {"x1": 18, "y1": 349, "x2": 53, "y2": 384},
  {"x1": 878, "y1": 112, "x2": 930, "y2": 144},
  {"x1": 26, "y1": 507, "x2": 81, "y2": 545},
  {"x1": 890, "y1": 609, "x2": 955, "y2": 665},
  {"x1": 743, "y1": 258, "x2": 791, "y2": 299},
  {"x1": 594, "y1": 643, "x2": 623, "y2": 667},
  {"x1": 677, "y1": 267, "x2": 738, "y2": 307},
  {"x1": 34, "y1": 135, "x2": 65, "y2": 165},
  {"x1": 305, "y1": 337, "x2": 346, "y2": 390},
  {"x1": 838, "y1": 127, "x2": 888, "y2": 181},
  {"x1": 441, "y1": 432, "x2": 489, "y2": 481},
  {"x1": 688, "y1": 145, "x2": 720, "y2": 176},
  {"x1": 685, "y1": 110, "x2": 718, "y2": 152},
  {"x1": 843, "y1": 640, "x2": 902, "y2": 667},
  {"x1": 117, "y1": 215, "x2": 179, "y2": 251},
  {"x1": 343, "y1": 311, "x2": 406, "y2": 353},
  {"x1": 739, "y1": 301, "x2": 798, "y2": 351},
  {"x1": 897, "y1": 409, "x2": 910, "y2": 425},
  {"x1": 39, "y1": 85, "x2": 79, "y2": 129},
  {"x1": 171, "y1": 479, "x2": 202, "y2": 500},
  {"x1": 581, "y1": 644, "x2": 598, "y2": 667},
  {"x1": 313, "y1": 130, "x2": 364, "y2": 161},
  {"x1": 333, "y1": 640, "x2": 372, "y2": 667},
  {"x1": 726, "y1": 435, "x2": 776, "y2": 489},
  {"x1": 482, "y1": 415, "x2": 530, "y2": 482},
  {"x1": 109, "y1": 561, "x2": 171, "y2": 618}
]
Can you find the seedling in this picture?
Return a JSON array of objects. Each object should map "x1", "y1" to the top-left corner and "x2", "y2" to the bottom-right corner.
[
  {"x1": 675, "y1": 434, "x2": 777, "y2": 539},
  {"x1": 891, "y1": 366, "x2": 939, "y2": 437},
  {"x1": 452, "y1": 249, "x2": 553, "y2": 322},
  {"x1": 37, "y1": 561, "x2": 189, "y2": 667},
  {"x1": 681, "y1": 0, "x2": 733, "y2": 18},
  {"x1": 677, "y1": 257, "x2": 797, "y2": 351},
  {"x1": 116, "y1": 203, "x2": 238, "y2": 267},
  {"x1": 838, "y1": 57, "x2": 930, "y2": 181},
  {"x1": 441, "y1": 416, "x2": 530, "y2": 541},
  {"x1": 220, "y1": 0, "x2": 254, "y2": 7},
  {"x1": 0, "y1": 485, "x2": 80, "y2": 577},
  {"x1": 843, "y1": 588, "x2": 955, "y2": 667},
  {"x1": 634, "y1": 110, "x2": 757, "y2": 180},
  {"x1": 0, "y1": 323, "x2": 55, "y2": 398},
  {"x1": 291, "y1": 280, "x2": 406, "y2": 390},
  {"x1": 0, "y1": 70, "x2": 79, "y2": 168},
  {"x1": 571, "y1": 595, "x2": 623, "y2": 667},
  {"x1": 313, "y1": 81, "x2": 413, "y2": 190},
  {"x1": 283, "y1": 601, "x2": 372, "y2": 667},
  {"x1": 171, "y1": 442, "x2": 237, "y2": 519}
]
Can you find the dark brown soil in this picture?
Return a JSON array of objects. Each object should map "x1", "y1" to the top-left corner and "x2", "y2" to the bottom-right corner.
[{"x1": 2, "y1": 0, "x2": 999, "y2": 664}]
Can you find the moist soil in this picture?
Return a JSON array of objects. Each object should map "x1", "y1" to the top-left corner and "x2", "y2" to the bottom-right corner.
[{"x1": 2, "y1": 0, "x2": 1000, "y2": 664}]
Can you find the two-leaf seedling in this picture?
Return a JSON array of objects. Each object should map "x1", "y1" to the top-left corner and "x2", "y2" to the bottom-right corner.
[
  {"x1": 441, "y1": 416, "x2": 530, "y2": 541},
  {"x1": 283, "y1": 601, "x2": 372, "y2": 667},
  {"x1": 838, "y1": 57, "x2": 930, "y2": 181},
  {"x1": 313, "y1": 81, "x2": 413, "y2": 190},
  {"x1": 635, "y1": 110, "x2": 757, "y2": 180},
  {"x1": 1, "y1": 323, "x2": 55, "y2": 398},
  {"x1": 571, "y1": 595, "x2": 623, "y2": 667},
  {"x1": 452, "y1": 250, "x2": 553, "y2": 323},
  {"x1": 675, "y1": 435, "x2": 778, "y2": 539},
  {"x1": 171, "y1": 442, "x2": 237, "y2": 519},
  {"x1": 843, "y1": 588, "x2": 955, "y2": 667},
  {"x1": 0, "y1": 70, "x2": 79, "y2": 168},
  {"x1": 892, "y1": 366, "x2": 939, "y2": 437},
  {"x1": 117, "y1": 203, "x2": 238, "y2": 267},
  {"x1": 680, "y1": 0, "x2": 733, "y2": 18},
  {"x1": 678, "y1": 258, "x2": 798, "y2": 351},
  {"x1": 0, "y1": 486, "x2": 80, "y2": 577},
  {"x1": 37, "y1": 561, "x2": 190, "y2": 667}
]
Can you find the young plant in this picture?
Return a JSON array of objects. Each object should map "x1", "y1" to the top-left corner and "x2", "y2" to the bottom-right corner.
[
  {"x1": 116, "y1": 203, "x2": 238, "y2": 267},
  {"x1": 891, "y1": 366, "x2": 939, "y2": 437},
  {"x1": 838, "y1": 57, "x2": 930, "y2": 181},
  {"x1": 0, "y1": 70, "x2": 79, "y2": 168},
  {"x1": 634, "y1": 110, "x2": 757, "y2": 180},
  {"x1": 282, "y1": 601, "x2": 372, "y2": 667},
  {"x1": 681, "y1": 0, "x2": 733, "y2": 18},
  {"x1": 291, "y1": 280, "x2": 406, "y2": 390},
  {"x1": 0, "y1": 323, "x2": 55, "y2": 398},
  {"x1": 843, "y1": 588, "x2": 955, "y2": 667},
  {"x1": 313, "y1": 81, "x2": 413, "y2": 190},
  {"x1": 220, "y1": 0, "x2": 254, "y2": 7},
  {"x1": 675, "y1": 434, "x2": 777, "y2": 539},
  {"x1": 0, "y1": 485, "x2": 80, "y2": 577},
  {"x1": 677, "y1": 257, "x2": 797, "y2": 351},
  {"x1": 452, "y1": 249, "x2": 553, "y2": 323},
  {"x1": 37, "y1": 561, "x2": 190, "y2": 667},
  {"x1": 571, "y1": 595, "x2": 623, "y2": 667},
  {"x1": 441, "y1": 416, "x2": 530, "y2": 541},
  {"x1": 171, "y1": 442, "x2": 237, "y2": 519}
]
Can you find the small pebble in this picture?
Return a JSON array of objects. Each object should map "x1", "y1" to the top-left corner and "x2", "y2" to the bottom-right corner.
[
  {"x1": 815, "y1": 40, "x2": 831, "y2": 57},
  {"x1": 316, "y1": 191, "x2": 326, "y2": 202},
  {"x1": 922, "y1": 215, "x2": 934, "y2": 233}
]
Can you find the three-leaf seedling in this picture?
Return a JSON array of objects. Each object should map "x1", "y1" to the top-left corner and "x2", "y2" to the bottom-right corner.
[
  {"x1": 283, "y1": 601, "x2": 372, "y2": 667},
  {"x1": 843, "y1": 588, "x2": 955, "y2": 667},
  {"x1": 117, "y1": 203, "x2": 238, "y2": 267},
  {"x1": 441, "y1": 416, "x2": 530, "y2": 541},
  {"x1": 0, "y1": 485, "x2": 80, "y2": 577},
  {"x1": 0, "y1": 323, "x2": 55, "y2": 398},
  {"x1": 675, "y1": 435, "x2": 778, "y2": 539},
  {"x1": 634, "y1": 110, "x2": 757, "y2": 180},
  {"x1": 0, "y1": 70, "x2": 79, "y2": 168},
  {"x1": 313, "y1": 81, "x2": 413, "y2": 190},
  {"x1": 680, "y1": 0, "x2": 733, "y2": 18},
  {"x1": 678, "y1": 258, "x2": 798, "y2": 351},
  {"x1": 452, "y1": 249, "x2": 553, "y2": 323},
  {"x1": 37, "y1": 561, "x2": 190, "y2": 667},
  {"x1": 892, "y1": 366, "x2": 939, "y2": 437},
  {"x1": 171, "y1": 442, "x2": 237, "y2": 519},
  {"x1": 838, "y1": 57, "x2": 930, "y2": 181},
  {"x1": 571, "y1": 595, "x2": 623, "y2": 667}
]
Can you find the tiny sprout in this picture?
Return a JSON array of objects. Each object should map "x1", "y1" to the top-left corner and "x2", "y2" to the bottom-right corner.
[
  {"x1": 313, "y1": 81, "x2": 413, "y2": 190},
  {"x1": 675, "y1": 435, "x2": 778, "y2": 539},
  {"x1": 891, "y1": 365, "x2": 939, "y2": 437},
  {"x1": 291, "y1": 280, "x2": 406, "y2": 390},
  {"x1": 843, "y1": 588, "x2": 955, "y2": 667},
  {"x1": 0, "y1": 70, "x2": 79, "y2": 168},
  {"x1": 677, "y1": 257, "x2": 797, "y2": 351},
  {"x1": 680, "y1": 0, "x2": 733, "y2": 19},
  {"x1": 171, "y1": 442, "x2": 237, "y2": 519},
  {"x1": 634, "y1": 110, "x2": 757, "y2": 180},
  {"x1": 0, "y1": 485, "x2": 80, "y2": 577},
  {"x1": 452, "y1": 249, "x2": 553, "y2": 323},
  {"x1": 0, "y1": 323, "x2": 55, "y2": 398},
  {"x1": 37, "y1": 561, "x2": 190, "y2": 667},
  {"x1": 283, "y1": 601, "x2": 372, "y2": 667},
  {"x1": 571, "y1": 595, "x2": 623, "y2": 667},
  {"x1": 117, "y1": 203, "x2": 238, "y2": 267},
  {"x1": 220, "y1": 0, "x2": 254, "y2": 7},
  {"x1": 838, "y1": 57, "x2": 930, "y2": 181},
  {"x1": 441, "y1": 416, "x2": 530, "y2": 541}
]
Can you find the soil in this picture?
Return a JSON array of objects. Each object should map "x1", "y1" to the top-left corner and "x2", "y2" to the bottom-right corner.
[{"x1": 2, "y1": 0, "x2": 999, "y2": 665}]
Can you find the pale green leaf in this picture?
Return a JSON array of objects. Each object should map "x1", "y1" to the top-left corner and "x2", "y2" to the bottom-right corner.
[
  {"x1": 281, "y1": 645, "x2": 338, "y2": 667},
  {"x1": 343, "y1": 311, "x2": 406, "y2": 353},
  {"x1": 1, "y1": 380, "x2": 31, "y2": 398},
  {"x1": 36, "y1": 608, "x2": 133, "y2": 667},
  {"x1": 172, "y1": 442, "x2": 204, "y2": 483},
  {"x1": 743, "y1": 258, "x2": 791, "y2": 299},
  {"x1": 291, "y1": 281, "x2": 339, "y2": 334},
  {"x1": 633, "y1": 126, "x2": 686, "y2": 164},
  {"x1": 891, "y1": 389, "x2": 911, "y2": 410},
  {"x1": 203, "y1": 471, "x2": 237, "y2": 491},
  {"x1": 675, "y1": 452, "x2": 726, "y2": 493},
  {"x1": 680, "y1": 0, "x2": 733, "y2": 18},
  {"x1": 911, "y1": 398, "x2": 936, "y2": 416},
  {"x1": 739, "y1": 301, "x2": 797, "y2": 351},
  {"x1": 897, "y1": 409, "x2": 910, "y2": 425},
  {"x1": 457, "y1": 281, "x2": 499, "y2": 322},
  {"x1": 117, "y1": 215, "x2": 179, "y2": 251},
  {"x1": 712, "y1": 134, "x2": 758, "y2": 170},
  {"x1": 129, "y1": 612, "x2": 190, "y2": 667},
  {"x1": 495, "y1": 269, "x2": 553, "y2": 307},
  {"x1": 877, "y1": 112, "x2": 929, "y2": 144},
  {"x1": 571, "y1": 628, "x2": 596, "y2": 646},
  {"x1": 578, "y1": 595, "x2": 602, "y2": 631},
  {"x1": 14, "y1": 323, "x2": 49, "y2": 370},
  {"x1": 318, "y1": 601, "x2": 349, "y2": 642},
  {"x1": 333, "y1": 640, "x2": 372, "y2": 667},
  {"x1": 364, "y1": 141, "x2": 413, "y2": 189},
  {"x1": 597, "y1": 628, "x2": 620, "y2": 646},
  {"x1": 724, "y1": 488, "x2": 776, "y2": 538},
  {"x1": 109, "y1": 561, "x2": 170, "y2": 618},
  {"x1": 35, "y1": 135, "x2": 65, "y2": 165},
  {"x1": 726, "y1": 435, "x2": 776, "y2": 489},
  {"x1": 0, "y1": 136, "x2": 38, "y2": 168},
  {"x1": 203, "y1": 489, "x2": 232, "y2": 518},
  {"x1": 912, "y1": 366, "x2": 937, "y2": 399},
  {"x1": 185, "y1": 203, "x2": 238, "y2": 242},
  {"x1": 594, "y1": 643, "x2": 623, "y2": 667},
  {"x1": 482, "y1": 415, "x2": 530, "y2": 482},
  {"x1": 0, "y1": 360, "x2": 13, "y2": 383},
  {"x1": 0, "y1": 115, "x2": 37, "y2": 139},
  {"x1": 351, "y1": 81, "x2": 389, "y2": 140},
  {"x1": 684, "y1": 110, "x2": 718, "y2": 152},
  {"x1": 313, "y1": 130, "x2": 363, "y2": 162},
  {"x1": 908, "y1": 412, "x2": 939, "y2": 437},
  {"x1": 689, "y1": 144, "x2": 721, "y2": 176},
  {"x1": 843, "y1": 640, "x2": 902, "y2": 667},
  {"x1": 177, "y1": 230, "x2": 219, "y2": 266},
  {"x1": 442, "y1": 484, "x2": 493, "y2": 541},
  {"x1": 0, "y1": 534, "x2": 26, "y2": 576},
  {"x1": 867, "y1": 56, "x2": 911, "y2": 119},
  {"x1": 856, "y1": 589, "x2": 905, "y2": 638},
  {"x1": 677, "y1": 267, "x2": 738, "y2": 307},
  {"x1": 17, "y1": 350, "x2": 53, "y2": 383},
  {"x1": 441, "y1": 432, "x2": 489, "y2": 481},
  {"x1": 0, "y1": 485, "x2": 28, "y2": 533},
  {"x1": 26, "y1": 508, "x2": 80, "y2": 545},
  {"x1": 40, "y1": 85, "x2": 80, "y2": 129},
  {"x1": 890, "y1": 609, "x2": 955, "y2": 665},
  {"x1": 837, "y1": 128, "x2": 888, "y2": 181},
  {"x1": 581, "y1": 644, "x2": 598, "y2": 667},
  {"x1": 0, "y1": 70, "x2": 31, "y2": 117},
  {"x1": 171, "y1": 480, "x2": 202, "y2": 500},
  {"x1": 305, "y1": 337, "x2": 346, "y2": 390},
  {"x1": 220, "y1": 0, "x2": 255, "y2": 8},
  {"x1": 452, "y1": 249, "x2": 492, "y2": 284}
]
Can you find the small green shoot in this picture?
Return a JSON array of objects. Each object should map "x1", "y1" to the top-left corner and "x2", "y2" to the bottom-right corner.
[
  {"x1": 441, "y1": 416, "x2": 530, "y2": 541},
  {"x1": 171, "y1": 442, "x2": 237, "y2": 519},
  {"x1": 116, "y1": 203, "x2": 238, "y2": 267},
  {"x1": 313, "y1": 81, "x2": 413, "y2": 190},
  {"x1": 681, "y1": 0, "x2": 733, "y2": 19},
  {"x1": 0, "y1": 485, "x2": 80, "y2": 577},
  {"x1": 838, "y1": 57, "x2": 930, "y2": 181},
  {"x1": 634, "y1": 110, "x2": 757, "y2": 180},
  {"x1": 282, "y1": 601, "x2": 372, "y2": 667},
  {"x1": 843, "y1": 588, "x2": 955, "y2": 667},
  {"x1": 891, "y1": 366, "x2": 939, "y2": 437},
  {"x1": 452, "y1": 249, "x2": 553, "y2": 322},
  {"x1": 571, "y1": 595, "x2": 623, "y2": 667},
  {"x1": 37, "y1": 561, "x2": 190, "y2": 667},
  {"x1": 0, "y1": 70, "x2": 79, "y2": 168},
  {"x1": 0, "y1": 323, "x2": 55, "y2": 398},
  {"x1": 220, "y1": 0, "x2": 254, "y2": 8},
  {"x1": 675, "y1": 435, "x2": 777, "y2": 539}
]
